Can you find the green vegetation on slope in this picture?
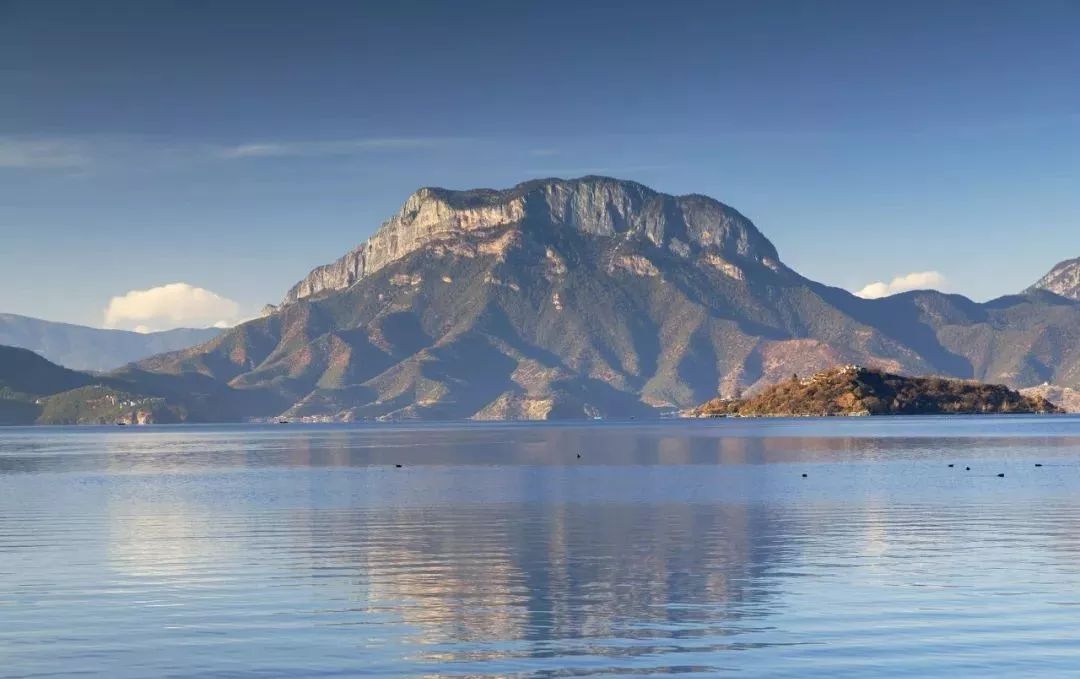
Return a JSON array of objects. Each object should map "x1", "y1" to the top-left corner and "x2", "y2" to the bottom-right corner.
[
  {"x1": 36, "y1": 385, "x2": 185, "y2": 425},
  {"x1": 0, "y1": 344, "x2": 204, "y2": 425}
]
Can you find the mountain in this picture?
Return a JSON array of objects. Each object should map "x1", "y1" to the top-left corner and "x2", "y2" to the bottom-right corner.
[
  {"x1": 0, "y1": 344, "x2": 217, "y2": 425},
  {"x1": 1028, "y1": 258, "x2": 1080, "y2": 301},
  {"x1": 278, "y1": 178, "x2": 782, "y2": 305},
  {"x1": 692, "y1": 366, "x2": 1061, "y2": 417},
  {"x1": 0, "y1": 314, "x2": 222, "y2": 372},
  {"x1": 0, "y1": 345, "x2": 89, "y2": 397},
  {"x1": 123, "y1": 176, "x2": 1080, "y2": 421}
]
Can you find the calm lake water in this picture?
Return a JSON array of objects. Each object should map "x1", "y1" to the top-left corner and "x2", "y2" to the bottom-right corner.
[{"x1": 4, "y1": 417, "x2": 1080, "y2": 678}]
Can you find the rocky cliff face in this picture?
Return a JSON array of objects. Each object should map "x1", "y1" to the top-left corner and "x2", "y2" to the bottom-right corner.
[
  {"x1": 1029, "y1": 257, "x2": 1080, "y2": 301},
  {"x1": 283, "y1": 176, "x2": 783, "y2": 304}
]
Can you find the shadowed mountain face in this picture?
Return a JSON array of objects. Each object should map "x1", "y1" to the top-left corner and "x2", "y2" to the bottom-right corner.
[
  {"x1": 132, "y1": 177, "x2": 1080, "y2": 421},
  {"x1": 0, "y1": 345, "x2": 230, "y2": 425},
  {"x1": 1029, "y1": 258, "x2": 1080, "y2": 301},
  {"x1": 0, "y1": 314, "x2": 222, "y2": 372}
]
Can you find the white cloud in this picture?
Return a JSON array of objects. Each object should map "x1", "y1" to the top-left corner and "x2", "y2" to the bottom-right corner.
[
  {"x1": 104, "y1": 283, "x2": 240, "y2": 332},
  {"x1": 217, "y1": 137, "x2": 457, "y2": 159},
  {"x1": 855, "y1": 271, "x2": 947, "y2": 299},
  {"x1": 0, "y1": 138, "x2": 90, "y2": 169}
]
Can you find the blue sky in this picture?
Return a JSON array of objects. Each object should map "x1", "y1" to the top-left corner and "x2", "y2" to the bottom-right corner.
[{"x1": 1, "y1": 0, "x2": 1077, "y2": 329}]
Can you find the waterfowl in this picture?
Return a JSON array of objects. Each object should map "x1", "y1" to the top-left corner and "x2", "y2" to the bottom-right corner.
[{"x1": 997, "y1": 473, "x2": 1005, "y2": 478}]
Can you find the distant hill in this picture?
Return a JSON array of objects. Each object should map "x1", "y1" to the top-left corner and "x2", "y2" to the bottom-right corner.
[
  {"x1": 691, "y1": 366, "x2": 1062, "y2": 417},
  {"x1": 0, "y1": 313, "x2": 222, "y2": 372},
  {"x1": 1028, "y1": 257, "x2": 1080, "y2": 301},
  {"x1": 8, "y1": 177, "x2": 1080, "y2": 422},
  {"x1": 0, "y1": 344, "x2": 206, "y2": 425},
  {"x1": 0, "y1": 344, "x2": 89, "y2": 397}
]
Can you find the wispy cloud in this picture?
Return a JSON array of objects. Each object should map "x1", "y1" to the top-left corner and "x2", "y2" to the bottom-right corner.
[
  {"x1": 0, "y1": 138, "x2": 91, "y2": 169},
  {"x1": 0, "y1": 134, "x2": 473, "y2": 172},
  {"x1": 217, "y1": 137, "x2": 460, "y2": 159},
  {"x1": 855, "y1": 271, "x2": 946, "y2": 299}
]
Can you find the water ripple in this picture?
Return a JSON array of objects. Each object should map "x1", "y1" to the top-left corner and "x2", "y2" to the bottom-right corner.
[{"x1": 4, "y1": 419, "x2": 1080, "y2": 677}]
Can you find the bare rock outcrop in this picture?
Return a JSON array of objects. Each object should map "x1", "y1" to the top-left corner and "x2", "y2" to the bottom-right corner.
[
  {"x1": 1028, "y1": 257, "x2": 1080, "y2": 301},
  {"x1": 283, "y1": 176, "x2": 783, "y2": 304}
]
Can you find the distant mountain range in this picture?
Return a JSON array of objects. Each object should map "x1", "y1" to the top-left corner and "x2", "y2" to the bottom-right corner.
[
  {"x1": 98, "y1": 175, "x2": 1077, "y2": 421},
  {"x1": 0, "y1": 314, "x2": 221, "y2": 372}
]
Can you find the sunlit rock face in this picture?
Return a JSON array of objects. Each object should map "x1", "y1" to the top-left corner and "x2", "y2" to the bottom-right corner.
[
  {"x1": 282, "y1": 176, "x2": 782, "y2": 304},
  {"x1": 1029, "y1": 257, "x2": 1080, "y2": 301}
]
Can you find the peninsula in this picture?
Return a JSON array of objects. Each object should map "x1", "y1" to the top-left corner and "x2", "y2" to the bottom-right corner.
[{"x1": 691, "y1": 366, "x2": 1062, "y2": 417}]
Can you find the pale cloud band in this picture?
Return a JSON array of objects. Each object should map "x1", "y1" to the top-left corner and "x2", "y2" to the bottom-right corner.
[
  {"x1": 0, "y1": 138, "x2": 90, "y2": 169},
  {"x1": 217, "y1": 137, "x2": 461, "y2": 159},
  {"x1": 855, "y1": 271, "x2": 946, "y2": 299},
  {"x1": 0, "y1": 135, "x2": 461, "y2": 170},
  {"x1": 104, "y1": 282, "x2": 241, "y2": 332}
]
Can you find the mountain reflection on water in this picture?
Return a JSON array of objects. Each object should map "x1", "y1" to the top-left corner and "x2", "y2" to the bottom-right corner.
[{"x1": 4, "y1": 418, "x2": 1080, "y2": 677}]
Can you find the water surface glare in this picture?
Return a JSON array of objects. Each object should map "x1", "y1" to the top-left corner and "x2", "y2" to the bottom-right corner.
[{"x1": 3, "y1": 417, "x2": 1080, "y2": 677}]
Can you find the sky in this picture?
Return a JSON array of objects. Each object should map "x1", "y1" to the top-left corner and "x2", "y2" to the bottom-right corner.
[{"x1": 1, "y1": 0, "x2": 1077, "y2": 330}]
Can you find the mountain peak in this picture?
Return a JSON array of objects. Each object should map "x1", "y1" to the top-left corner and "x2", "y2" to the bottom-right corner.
[
  {"x1": 284, "y1": 177, "x2": 781, "y2": 304},
  {"x1": 417, "y1": 176, "x2": 653, "y2": 209},
  {"x1": 1028, "y1": 257, "x2": 1080, "y2": 301}
]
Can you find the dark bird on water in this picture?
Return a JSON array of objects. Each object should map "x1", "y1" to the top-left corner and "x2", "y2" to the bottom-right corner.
[
  {"x1": 948, "y1": 464, "x2": 955, "y2": 468},
  {"x1": 997, "y1": 473, "x2": 1005, "y2": 478},
  {"x1": 1035, "y1": 463, "x2": 1043, "y2": 467},
  {"x1": 965, "y1": 466, "x2": 971, "y2": 471},
  {"x1": 577, "y1": 453, "x2": 581, "y2": 459},
  {"x1": 801, "y1": 473, "x2": 808, "y2": 478},
  {"x1": 395, "y1": 464, "x2": 403, "y2": 468}
]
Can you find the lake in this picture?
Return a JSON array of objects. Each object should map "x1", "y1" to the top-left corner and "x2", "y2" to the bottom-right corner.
[{"x1": 3, "y1": 417, "x2": 1080, "y2": 678}]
